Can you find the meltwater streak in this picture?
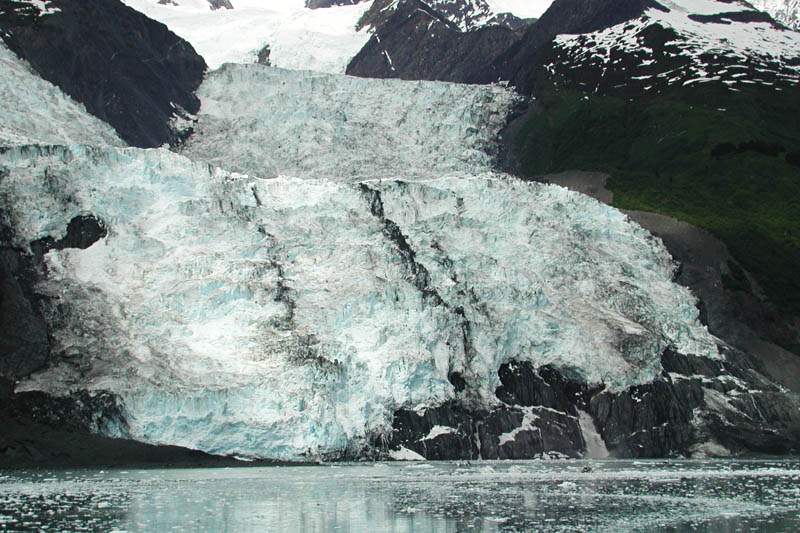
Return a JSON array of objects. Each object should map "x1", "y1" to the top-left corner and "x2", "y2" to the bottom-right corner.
[
  {"x1": 578, "y1": 410, "x2": 610, "y2": 459},
  {"x1": 1, "y1": 460, "x2": 800, "y2": 532}
]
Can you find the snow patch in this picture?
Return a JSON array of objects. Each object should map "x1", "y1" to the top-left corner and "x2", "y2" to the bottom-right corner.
[
  {"x1": 422, "y1": 425, "x2": 457, "y2": 441},
  {"x1": 15, "y1": 0, "x2": 61, "y2": 16},
  {"x1": 498, "y1": 408, "x2": 538, "y2": 446}
]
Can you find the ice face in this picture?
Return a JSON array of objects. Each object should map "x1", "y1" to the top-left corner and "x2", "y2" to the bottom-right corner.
[{"x1": 1, "y1": 139, "x2": 716, "y2": 459}]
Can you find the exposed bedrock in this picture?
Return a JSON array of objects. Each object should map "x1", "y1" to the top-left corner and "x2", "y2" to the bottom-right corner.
[
  {"x1": 384, "y1": 351, "x2": 800, "y2": 460},
  {"x1": 1, "y1": 213, "x2": 108, "y2": 382},
  {"x1": 0, "y1": 0, "x2": 207, "y2": 147},
  {"x1": 208, "y1": 0, "x2": 233, "y2": 9}
]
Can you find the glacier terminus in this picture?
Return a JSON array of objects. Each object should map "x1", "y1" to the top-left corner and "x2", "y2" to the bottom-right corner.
[{"x1": 1, "y1": 0, "x2": 799, "y2": 465}]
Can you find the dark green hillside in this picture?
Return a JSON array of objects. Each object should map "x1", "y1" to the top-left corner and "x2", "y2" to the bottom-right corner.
[{"x1": 516, "y1": 69, "x2": 800, "y2": 316}]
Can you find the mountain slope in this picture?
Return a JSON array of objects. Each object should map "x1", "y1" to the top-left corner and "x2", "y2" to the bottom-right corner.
[
  {"x1": 0, "y1": 0, "x2": 206, "y2": 148},
  {"x1": 346, "y1": 0, "x2": 526, "y2": 82},
  {"x1": 346, "y1": 0, "x2": 660, "y2": 83}
]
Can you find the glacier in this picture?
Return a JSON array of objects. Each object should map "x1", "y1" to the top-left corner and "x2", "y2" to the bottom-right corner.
[{"x1": 0, "y1": 56, "x2": 722, "y2": 459}]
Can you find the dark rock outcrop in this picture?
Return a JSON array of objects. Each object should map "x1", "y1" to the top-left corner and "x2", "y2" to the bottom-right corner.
[
  {"x1": 496, "y1": 361, "x2": 594, "y2": 414},
  {"x1": 384, "y1": 349, "x2": 800, "y2": 460},
  {"x1": 687, "y1": 10, "x2": 783, "y2": 28},
  {"x1": 390, "y1": 402, "x2": 480, "y2": 459},
  {"x1": 30, "y1": 214, "x2": 107, "y2": 260},
  {"x1": 592, "y1": 346, "x2": 800, "y2": 458},
  {"x1": 347, "y1": 0, "x2": 525, "y2": 83},
  {"x1": 347, "y1": 0, "x2": 658, "y2": 88},
  {"x1": 0, "y1": 246, "x2": 49, "y2": 381},
  {"x1": 386, "y1": 398, "x2": 586, "y2": 460},
  {"x1": 1, "y1": 213, "x2": 107, "y2": 383},
  {"x1": 0, "y1": 0, "x2": 207, "y2": 147},
  {"x1": 257, "y1": 44, "x2": 271, "y2": 65},
  {"x1": 385, "y1": 362, "x2": 592, "y2": 460}
]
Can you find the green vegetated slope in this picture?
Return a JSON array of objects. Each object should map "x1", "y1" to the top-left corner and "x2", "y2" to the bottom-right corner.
[{"x1": 516, "y1": 69, "x2": 800, "y2": 315}]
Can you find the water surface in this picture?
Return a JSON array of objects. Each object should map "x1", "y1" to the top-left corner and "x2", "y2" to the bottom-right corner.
[{"x1": 2, "y1": 459, "x2": 799, "y2": 532}]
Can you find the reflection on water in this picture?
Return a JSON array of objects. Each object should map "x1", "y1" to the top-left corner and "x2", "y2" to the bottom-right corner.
[{"x1": 1, "y1": 459, "x2": 799, "y2": 532}]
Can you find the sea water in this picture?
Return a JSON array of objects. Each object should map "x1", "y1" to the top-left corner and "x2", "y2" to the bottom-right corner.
[{"x1": 1, "y1": 459, "x2": 799, "y2": 532}]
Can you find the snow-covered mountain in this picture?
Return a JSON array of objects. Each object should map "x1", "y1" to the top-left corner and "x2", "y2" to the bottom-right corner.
[
  {"x1": 750, "y1": 0, "x2": 800, "y2": 29},
  {"x1": 345, "y1": 0, "x2": 800, "y2": 90},
  {"x1": 542, "y1": 0, "x2": 800, "y2": 94},
  {"x1": 119, "y1": 0, "x2": 552, "y2": 72},
  {"x1": 422, "y1": 0, "x2": 548, "y2": 31},
  {"x1": 121, "y1": 0, "x2": 374, "y2": 71}
]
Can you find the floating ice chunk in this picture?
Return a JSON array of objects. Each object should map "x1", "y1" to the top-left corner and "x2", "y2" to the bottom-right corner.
[{"x1": 389, "y1": 447, "x2": 426, "y2": 461}]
